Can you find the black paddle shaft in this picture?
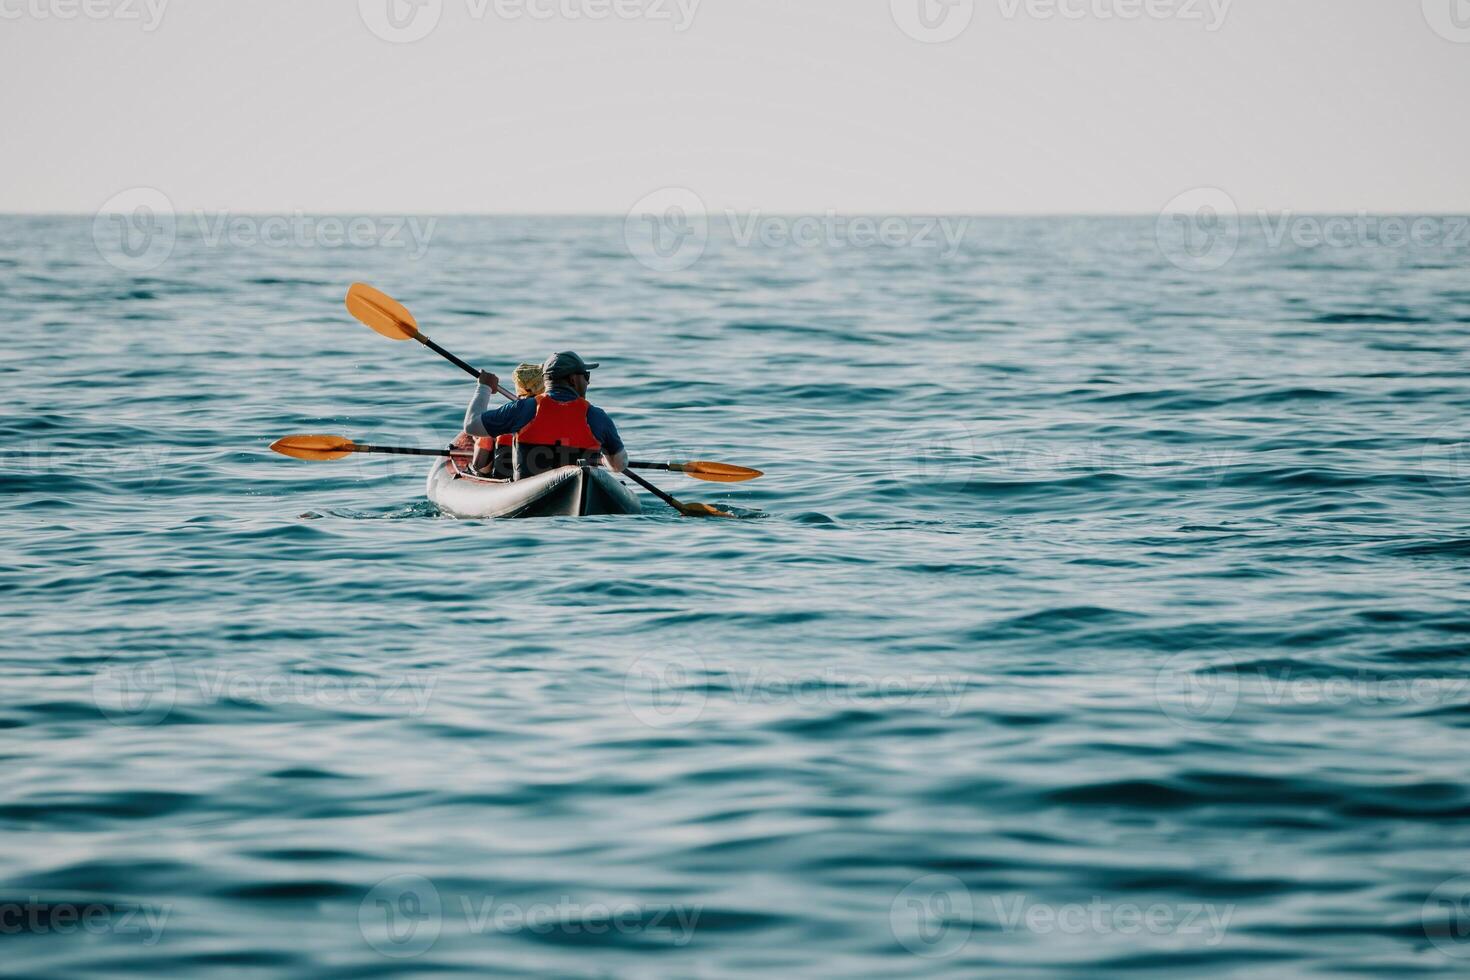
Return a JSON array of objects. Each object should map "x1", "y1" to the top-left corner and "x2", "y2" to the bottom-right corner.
[
  {"x1": 619, "y1": 466, "x2": 683, "y2": 510},
  {"x1": 352, "y1": 445, "x2": 461, "y2": 458},
  {"x1": 416, "y1": 334, "x2": 480, "y2": 379}
]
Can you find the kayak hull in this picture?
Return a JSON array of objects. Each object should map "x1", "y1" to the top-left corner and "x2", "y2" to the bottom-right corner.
[{"x1": 426, "y1": 458, "x2": 642, "y2": 519}]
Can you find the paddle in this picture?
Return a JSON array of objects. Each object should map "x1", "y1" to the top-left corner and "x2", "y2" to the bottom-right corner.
[
  {"x1": 624, "y1": 460, "x2": 762, "y2": 483},
  {"x1": 618, "y1": 467, "x2": 738, "y2": 519},
  {"x1": 341, "y1": 283, "x2": 750, "y2": 517},
  {"x1": 345, "y1": 282, "x2": 513, "y2": 400},
  {"x1": 271, "y1": 436, "x2": 761, "y2": 486},
  {"x1": 270, "y1": 435, "x2": 457, "y2": 461}
]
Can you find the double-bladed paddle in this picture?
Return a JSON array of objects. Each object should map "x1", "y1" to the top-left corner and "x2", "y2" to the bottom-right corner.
[{"x1": 269, "y1": 435, "x2": 761, "y2": 487}]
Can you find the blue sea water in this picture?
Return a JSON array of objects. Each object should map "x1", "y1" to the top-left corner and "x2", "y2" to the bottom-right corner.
[{"x1": 2, "y1": 214, "x2": 1469, "y2": 977}]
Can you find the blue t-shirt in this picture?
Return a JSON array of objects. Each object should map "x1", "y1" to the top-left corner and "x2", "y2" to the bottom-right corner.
[{"x1": 477, "y1": 385, "x2": 624, "y2": 455}]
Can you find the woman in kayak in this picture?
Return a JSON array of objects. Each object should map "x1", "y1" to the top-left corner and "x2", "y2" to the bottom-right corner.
[
  {"x1": 463, "y1": 363, "x2": 543, "y2": 478},
  {"x1": 464, "y1": 351, "x2": 628, "y2": 479}
]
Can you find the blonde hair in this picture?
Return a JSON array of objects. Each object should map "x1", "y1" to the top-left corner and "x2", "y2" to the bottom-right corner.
[{"x1": 513, "y1": 363, "x2": 546, "y2": 397}]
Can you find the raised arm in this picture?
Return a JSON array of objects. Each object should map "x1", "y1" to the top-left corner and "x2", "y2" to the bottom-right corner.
[{"x1": 462, "y1": 374, "x2": 501, "y2": 438}]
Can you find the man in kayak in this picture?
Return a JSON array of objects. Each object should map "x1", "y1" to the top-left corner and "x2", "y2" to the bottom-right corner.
[{"x1": 464, "y1": 351, "x2": 628, "y2": 479}]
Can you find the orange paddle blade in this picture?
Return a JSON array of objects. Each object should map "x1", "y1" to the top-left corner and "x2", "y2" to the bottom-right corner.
[
  {"x1": 676, "y1": 461, "x2": 763, "y2": 483},
  {"x1": 346, "y1": 282, "x2": 419, "y2": 341},
  {"x1": 676, "y1": 500, "x2": 738, "y2": 519},
  {"x1": 270, "y1": 434, "x2": 358, "y2": 461}
]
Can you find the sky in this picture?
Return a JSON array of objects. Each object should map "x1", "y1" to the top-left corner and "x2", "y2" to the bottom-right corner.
[{"x1": 4, "y1": 0, "x2": 1469, "y2": 214}]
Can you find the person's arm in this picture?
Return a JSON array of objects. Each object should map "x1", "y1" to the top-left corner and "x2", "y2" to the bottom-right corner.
[
  {"x1": 587, "y1": 407, "x2": 627, "y2": 472},
  {"x1": 462, "y1": 374, "x2": 500, "y2": 437},
  {"x1": 465, "y1": 373, "x2": 536, "y2": 439}
]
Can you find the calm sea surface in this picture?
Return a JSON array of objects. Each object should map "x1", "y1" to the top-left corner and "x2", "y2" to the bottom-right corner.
[{"x1": 2, "y1": 214, "x2": 1469, "y2": 977}]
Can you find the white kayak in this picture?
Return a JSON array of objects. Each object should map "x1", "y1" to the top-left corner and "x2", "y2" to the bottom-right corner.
[{"x1": 426, "y1": 457, "x2": 642, "y2": 519}]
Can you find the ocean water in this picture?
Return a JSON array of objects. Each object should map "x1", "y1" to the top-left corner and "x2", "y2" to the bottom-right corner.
[{"x1": 2, "y1": 213, "x2": 1469, "y2": 978}]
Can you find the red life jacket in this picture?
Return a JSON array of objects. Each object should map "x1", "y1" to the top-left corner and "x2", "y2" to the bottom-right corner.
[{"x1": 515, "y1": 395, "x2": 601, "y2": 451}]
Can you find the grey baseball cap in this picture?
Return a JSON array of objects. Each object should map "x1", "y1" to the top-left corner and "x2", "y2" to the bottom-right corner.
[{"x1": 543, "y1": 351, "x2": 600, "y2": 379}]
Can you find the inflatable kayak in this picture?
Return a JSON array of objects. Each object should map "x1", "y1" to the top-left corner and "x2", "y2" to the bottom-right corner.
[{"x1": 426, "y1": 457, "x2": 642, "y2": 519}]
